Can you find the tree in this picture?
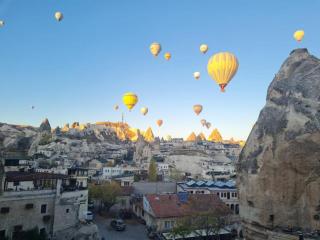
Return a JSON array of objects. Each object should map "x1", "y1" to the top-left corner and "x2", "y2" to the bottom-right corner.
[
  {"x1": 148, "y1": 159, "x2": 157, "y2": 182},
  {"x1": 169, "y1": 168, "x2": 184, "y2": 181},
  {"x1": 89, "y1": 181, "x2": 121, "y2": 212},
  {"x1": 170, "y1": 196, "x2": 231, "y2": 240}
]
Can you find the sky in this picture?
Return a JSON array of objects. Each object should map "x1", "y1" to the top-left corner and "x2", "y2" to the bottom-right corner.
[{"x1": 0, "y1": 0, "x2": 320, "y2": 140}]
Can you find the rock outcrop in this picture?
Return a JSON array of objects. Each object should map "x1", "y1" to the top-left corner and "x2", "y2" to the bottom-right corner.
[
  {"x1": 186, "y1": 132, "x2": 197, "y2": 141},
  {"x1": 144, "y1": 127, "x2": 155, "y2": 142},
  {"x1": 197, "y1": 132, "x2": 206, "y2": 141},
  {"x1": 39, "y1": 118, "x2": 51, "y2": 132},
  {"x1": 208, "y1": 128, "x2": 223, "y2": 142},
  {"x1": 237, "y1": 49, "x2": 320, "y2": 239}
]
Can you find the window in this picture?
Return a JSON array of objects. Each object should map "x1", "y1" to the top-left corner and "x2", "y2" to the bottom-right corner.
[
  {"x1": 124, "y1": 181, "x2": 130, "y2": 186},
  {"x1": 41, "y1": 204, "x2": 47, "y2": 214},
  {"x1": 217, "y1": 192, "x2": 219, "y2": 196},
  {"x1": 14, "y1": 225, "x2": 23, "y2": 232},
  {"x1": 0, "y1": 207, "x2": 9, "y2": 214},
  {"x1": 40, "y1": 228, "x2": 46, "y2": 236},
  {"x1": 25, "y1": 203, "x2": 34, "y2": 209},
  {"x1": 142, "y1": 210, "x2": 144, "y2": 217},
  {"x1": 235, "y1": 204, "x2": 239, "y2": 215},
  {"x1": 0, "y1": 230, "x2": 5, "y2": 239},
  {"x1": 66, "y1": 209, "x2": 69, "y2": 213}
]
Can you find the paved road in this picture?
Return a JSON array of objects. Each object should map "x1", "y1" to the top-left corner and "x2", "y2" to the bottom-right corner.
[{"x1": 95, "y1": 214, "x2": 149, "y2": 240}]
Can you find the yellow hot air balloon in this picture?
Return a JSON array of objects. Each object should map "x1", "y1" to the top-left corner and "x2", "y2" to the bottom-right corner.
[
  {"x1": 122, "y1": 92, "x2": 138, "y2": 111},
  {"x1": 140, "y1": 107, "x2": 148, "y2": 116},
  {"x1": 150, "y1": 42, "x2": 161, "y2": 57},
  {"x1": 193, "y1": 105, "x2": 203, "y2": 116},
  {"x1": 293, "y1": 30, "x2": 304, "y2": 42},
  {"x1": 164, "y1": 52, "x2": 171, "y2": 60},
  {"x1": 114, "y1": 105, "x2": 119, "y2": 111},
  {"x1": 0, "y1": 20, "x2": 5, "y2": 27},
  {"x1": 193, "y1": 72, "x2": 200, "y2": 80},
  {"x1": 200, "y1": 44, "x2": 208, "y2": 54},
  {"x1": 156, "y1": 119, "x2": 163, "y2": 127},
  {"x1": 207, "y1": 52, "x2": 239, "y2": 92},
  {"x1": 55, "y1": 11, "x2": 63, "y2": 21}
]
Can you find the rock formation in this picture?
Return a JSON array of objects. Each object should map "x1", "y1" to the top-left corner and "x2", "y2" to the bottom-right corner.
[
  {"x1": 186, "y1": 132, "x2": 197, "y2": 141},
  {"x1": 197, "y1": 132, "x2": 206, "y2": 141},
  {"x1": 208, "y1": 128, "x2": 223, "y2": 142},
  {"x1": 144, "y1": 127, "x2": 155, "y2": 142},
  {"x1": 237, "y1": 49, "x2": 320, "y2": 239},
  {"x1": 39, "y1": 118, "x2": 51, "y2": 132}
]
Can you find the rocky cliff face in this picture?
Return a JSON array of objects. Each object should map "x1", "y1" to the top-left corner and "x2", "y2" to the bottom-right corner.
[
  {"x1": 237, "y1": 49, "x2": 320, "y2": 239},
  {"x1": 208, "y1": 128, "x2": 223, "y2": 142}
]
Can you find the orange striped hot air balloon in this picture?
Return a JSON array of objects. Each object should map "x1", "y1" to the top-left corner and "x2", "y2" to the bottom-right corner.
[
  {"x1": 156, "y1": 119, "x2": 163, "y2": 127},
  {"x1": 193, "y1": 105, "x2": 203, "y2": 116}
]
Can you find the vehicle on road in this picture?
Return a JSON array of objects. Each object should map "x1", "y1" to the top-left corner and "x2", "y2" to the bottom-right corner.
[
  {"x1": 83, "y1": 211, "x2": 94, "y2": 221},
  {"x1": 110, "y1": 219, "x2": 126, "y2": 231}
]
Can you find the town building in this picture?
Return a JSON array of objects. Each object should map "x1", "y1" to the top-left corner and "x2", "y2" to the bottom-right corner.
[
  {"x1": 0, "y1": 167, "x2": 96, "y2": 240},
  {"x1": 177, "y1": 180, "x2": 239, "y2": 215},
  {"x1": 142, "y1": 192, "x2": 232, "y2": 238}
]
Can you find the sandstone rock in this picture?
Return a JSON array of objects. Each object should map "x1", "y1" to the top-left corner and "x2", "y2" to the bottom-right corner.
[
  {"x1": 237, "y1": 49, "x2": 320, "y2": 239},
  {"x1": 39, "y1": 118, "x2": 51, "y2": 132},
  {"x1": 186, "y1": 132, "x2": 197, "y2": 141},
  {"x1": 208, "y1": 128, "x2": 223, "y2": 142},
  {"x1": 197, "y1": 132, "x2": 206, "y2": 141},
  {"x1": 144, "y1": 127, "x2": 155, "y2": 142}
]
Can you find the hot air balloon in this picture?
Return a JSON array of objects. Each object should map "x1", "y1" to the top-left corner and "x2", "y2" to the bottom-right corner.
[
  {"x1": 294, "y1": 30, "x2": 304, "y2": 42},
  {"x1": 207, "y1": 52, "x2": 239, "y2": 92},
  {"x1": 164, "y1": 52, "x2": 171, "y2": 60},
  {"x1": 193, "y1": 72, "x2": 200, "y2": 80},
  {"x1": 200, "y1": 44, "x2": 208, "y2": 54},
  {"x1": 55, "y1": 12, "x2": 63, "y2": 21},
  {"x1": 114, "y1": 105, "x2": 119, "y2": 111},
  {"x1": 122, "y1": 92, "x2": 138, "y2": 111},
  {"x1": 140, "y1": 107, "x2": 148, "y2": 116},
  {"x1": 206, "y1": 122, "x2": 211, "y2": 129},
  {"x1": 193, "y1": 105, "x2": 203, "y2": 116},
  {"x1": 201, "y1": 119, "x2": 207, "y2": 127},
  {"x1": 150, "y1": 42, "x2": 161, "y2": 57},
  {"x1": 31, "y1": 106, "x2": 35, "y2": 110},
  {"x1": 0, "y1": 20, "x2": 5, "y2": 27},
  {"x1": 157, "y1": 119, "x2": 163, "y2": 127}
]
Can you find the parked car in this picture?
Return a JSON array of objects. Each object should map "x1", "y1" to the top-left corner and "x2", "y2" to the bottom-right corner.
[
  {"x1": 110, "y1": 219, "x2": 126, "y2": 231},
  {"x1": 83, "y1": 211, "x2": 94, "y2": 221}
]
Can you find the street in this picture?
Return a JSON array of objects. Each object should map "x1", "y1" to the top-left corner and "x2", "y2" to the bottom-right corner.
[{"x1": 94, "y1": 214, "x2": 149, "y2": 240}]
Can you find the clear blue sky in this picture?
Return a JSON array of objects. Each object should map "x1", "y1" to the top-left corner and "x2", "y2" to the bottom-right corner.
[{"x1": 0, "y1": 0, "x2": 319, "y2": 140}]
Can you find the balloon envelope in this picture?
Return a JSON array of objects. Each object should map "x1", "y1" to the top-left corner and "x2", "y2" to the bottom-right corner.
[
  {"x1": 206, "y1": 122, "x2": 211, "y2": 129},
  {"x1": 114, "y1": 105, "x2": 119, "y2": 111},
  {"x1": 193, "y1": 72, "x2": 200, "y2": 80},
  {"x1": 157, "y1": 119, "x2": 163, "y2": 127},
  {"x1": 122, "y1": 92, "x2": 138, "y2": 111},
  {"x1": 0, "y1": 20, "x2": 4, "y2": 27},
  {"x1": 55, "y1": 12, "x2": 63, "y2": 21},
  {"x1": 207, "y1": 52, "x2": 239, "y2": 92},
  {"x1": 201, "y1": 119, "x2": 207, "y2": 126},
  {"x1": 140, "y1": 107, "x2": 148, "y2": 116},
  {"x1": 200, "y1": 44, "x2": 208, "y2": 54},
  {"x1": 164, "y1": 52, "x2": 171, "y2": 60},
  {"x1": 193, "y1": 105, "x2": 203, "y2": 115},
  {"x1": 294, "y1": 30, "x2": 304, "y2": 42},
  {"x1": 150, "y1": 42, "x2": 161, "y2": 57}
]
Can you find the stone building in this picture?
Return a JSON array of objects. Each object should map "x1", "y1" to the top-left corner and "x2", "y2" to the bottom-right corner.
[{"x1": 0, "y1": 170, "x2": 96, "y2": 240}]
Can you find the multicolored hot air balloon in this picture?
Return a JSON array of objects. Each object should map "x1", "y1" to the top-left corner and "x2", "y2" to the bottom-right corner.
[
  {"x1": 294, "y1": 30, "x2": 304, "y2": 42},
  {"x1": 140, "y1": 107, "x2": 148, "y2": 116},
  {"x1": 114, "y1": 105, "x2": 119, "y2": 111},
  {"x1": 193, "y1": 105, "x2": 203, "y2": 116},
  {"x1": 207, "y1": 52, "x2": 239, "y2": 92},
  {"x1": 201, "y1": 119, "x2": 207, "y2": 127},
  {"x1": 200, "y1": 44, "x2": 208, "y2": 54},
  {"x1": 164, "y1": 52, "x2": 171, "y2": 61},
  {"x1": 206, "y1": 122, "x2": 211, "y2": 129},
  {"x1": 122, "y1": 92, "x2": 138, "y2": 111},
  {"x1": 150, "y1": 42, "x2": 161, "y2": 57},
  {"x1": 0, "y1": 20, "x2": 5, "y2": 27},
  {"x1": 55, "y1": 12, "x2": 63, "y2": 21},
  {"x1": 193, "y1": 72, "x2": 200, "y2": 80},
  {"x1": 156, "y1": 119, "x2": 163, "y2": 127}
]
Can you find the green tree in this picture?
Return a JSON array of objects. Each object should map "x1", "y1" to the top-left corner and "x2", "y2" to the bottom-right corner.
[
  {"x1": 148, "y1": 159, "x2": 157, "y2": 182},
  {"x1": 170, "y1": 197, "x2": 230, "y2": 240},
  {"x1": 169, "y1": 168, "x2": 184, "y2": 181},
  {"x1": 89, "y1": 181, "x2": 121, "y2": 212}
]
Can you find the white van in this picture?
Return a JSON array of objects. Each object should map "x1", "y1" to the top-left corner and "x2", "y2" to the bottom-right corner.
[{"x1": 83, "y1": 211, "x2": 94, "y2": 221}]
